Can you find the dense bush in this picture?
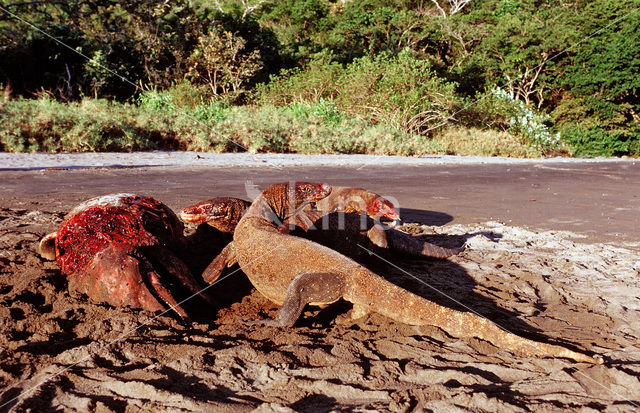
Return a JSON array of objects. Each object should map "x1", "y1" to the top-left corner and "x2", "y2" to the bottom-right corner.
[
  {"x1": 187, "y1": 28, "x2": 263, "y2": 99},
  {"x1": 257, "y1": 50, "x2": 461, "y2": 135},
  {"x1": 0, "y1": 96, "x2": 193, "y2": 152},
  {"x1": 0, "y1": 0, "x2": 283, "y2": 100},
  {"x1": 1, "y1": 91, "x2": 543, "y2": 157},
  {"x1": 560, "y1": 126, "x2": 639, "y2": 157}
]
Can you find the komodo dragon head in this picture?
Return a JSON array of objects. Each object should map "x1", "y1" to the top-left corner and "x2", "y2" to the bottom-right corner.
[
  {"x1": 366, "y1": 198, "x2": 400, "y2": 221},
  {"x1": 179, "y1": 197, "x2": 251, "y2": 233}
]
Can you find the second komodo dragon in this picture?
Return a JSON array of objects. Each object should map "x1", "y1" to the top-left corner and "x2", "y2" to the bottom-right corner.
[{"x1": 229, "y1": 181, "x2": 602, "y2": 364}]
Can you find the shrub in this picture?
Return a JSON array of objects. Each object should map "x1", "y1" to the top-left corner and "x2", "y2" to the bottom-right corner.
[
  {"x1": 468, "y1": 88, "x2": 560, "y2": 150},
  {"x1": 136, "y1": 88, "x2": 175, "y2": 113},
  {"x1": 187, "y1": 28, "x2": 264, "y2": 99},
  {"x1": 1, "y1": 95, "x2": 434, "y2": 155},
  {"x1": 0, "y1": 97, "x2": 194, "y2": 152},
  {"x1": 255, "y1": 54, "x2": 343, "y2": 104},
  {"x1": 279, "y1": 99, "x2": 345, "y2": 126},
  {"x1": 256, "y1": 50, "x2": 462, "y2": 135},
  {"x1": 551, "y1": 94, "x2": 640, "y2": 157},
  {"x1": 162, "y1": 81, "x2": 212, "y2": 110},
  {"x1": 335, "y1": 50, "x2": 461, "y2": 135},
  {"x1": 560, "y1": 125, "x2": 639, "y2": 157},
  {"x1": 136, "y1": 81, "x2": 231, "y2": 122},
  {"x1": 0, "y1": 94, "x2": 553, "y2": 157}
]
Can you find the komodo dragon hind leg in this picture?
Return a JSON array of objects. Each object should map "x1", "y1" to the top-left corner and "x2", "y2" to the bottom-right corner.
[
  {"x1": 252, "y1": 273, "x2": 346, "y2": 327},
  {"x1": 202, "y1": 242, "x2": 237, "y2": 284}
]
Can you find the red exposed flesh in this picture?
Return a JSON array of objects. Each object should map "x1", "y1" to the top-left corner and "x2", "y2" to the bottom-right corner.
[
  {"x1": 53, "y1": 194, "x2": 205, "y2": 317},
  {"x1": 120, "y1": 195, "x2": 182, "y2": 244},
  {"x1": 56, "y1": 206, "x2": 153, "y2": 275},
  {"x1": 55, "y1": 195, "x2": 179, "y2": 275}
]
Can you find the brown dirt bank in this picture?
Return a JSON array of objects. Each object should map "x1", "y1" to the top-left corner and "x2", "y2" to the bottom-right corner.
[{"x1": 0, "y1": 162, "x2": 639, "y2": 411}]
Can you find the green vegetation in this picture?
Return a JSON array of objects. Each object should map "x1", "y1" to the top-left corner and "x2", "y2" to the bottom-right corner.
[
  {"x1": 1, "y1": 0, "x2": 638, "y2": 157},
  {"x1": 0, "y1": 91, "x2": 445, "y2": 155},
  {"x1": 255, "y1": 50, "x2": 462, "y2": 135}
]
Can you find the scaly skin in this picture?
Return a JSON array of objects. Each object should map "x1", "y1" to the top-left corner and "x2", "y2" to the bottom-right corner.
[
  {"x1": 298, "y1": 212, "x2": 463, "y2": 260},
  {"x1": 39, "y1": 193, "x2": 210, "y2": 319},
  {"x1": 179, "y1": 197, "x2": 251, "y2": 233},
  {"x1": 300, "y1": 186, "x2": 462, "y2": 258},
  {"x1": 232, "y1": 182, "x2": 602, "y2": 364},
  {"x1": 310, "y1": 186, "x2": 400, "y2": 222},
  {"x1": 187, "y1": 190, "x2": 461, "y2": 284}
]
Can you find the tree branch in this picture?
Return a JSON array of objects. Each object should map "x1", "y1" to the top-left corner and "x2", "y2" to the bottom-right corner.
[
  {"x1": 431, "y1": 0, "x2": 447, "y2": 18},
  {"x1": 449, "y1": 0, "x2": 472, "y2": 16},
  {"x1": 431, "y1": 0, "x2": 472, "y2": 18}
]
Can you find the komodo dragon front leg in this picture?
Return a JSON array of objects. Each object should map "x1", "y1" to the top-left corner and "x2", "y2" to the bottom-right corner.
[
  {"x1": 251, "y1": 272, "x2": 346, "y2": 327},
  {"x1": 201, "y1": 243, "x2": 237, "y2": 284}
]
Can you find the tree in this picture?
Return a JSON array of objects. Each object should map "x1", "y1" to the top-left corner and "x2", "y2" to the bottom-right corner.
[
  {"x1": 187, "y1": 28, "x2": 263, "y2": 96},
  {"x1": 551, "y1": 0, "x2": 640, "y2": 155},
  {"x1": 322, "y1": 0, "x2": 445, "y2": 64},
  {"x1": 257, "y1": 0, "x2": 330, "y2": 62},
  {"x1": 472, "y1": 1, "x2": 576, "y2": 108},
  {"x1": 563, "y1": 1, "x2": 640, "y2": 104}
]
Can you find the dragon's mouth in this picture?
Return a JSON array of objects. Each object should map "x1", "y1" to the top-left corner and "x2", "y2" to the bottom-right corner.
[
  {"x1": 312, "y1": 183, "x2": 332, "y2": 201},
  {"x1": 179, "y1": 204, "x2": 225, "y2": 224},
  {"x1": 384, "y1": 211, "x2": 401, "y2": 221},
  {"x1": 178, "y1": 212, "x2": 204, "y2": 223}
]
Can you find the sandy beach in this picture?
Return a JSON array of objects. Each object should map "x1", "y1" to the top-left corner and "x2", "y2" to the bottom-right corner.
[{"x1": 1, "y1": 154, "x2": 638, "y2": 411}]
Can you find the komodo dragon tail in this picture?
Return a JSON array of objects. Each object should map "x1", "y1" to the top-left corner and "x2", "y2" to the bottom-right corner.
[
  {"x1": 382, "y1": 227, "x2": 464, "y2": 258},
  {"x1": 346, "y1": 269, "x2": 603, "y2": 364}
]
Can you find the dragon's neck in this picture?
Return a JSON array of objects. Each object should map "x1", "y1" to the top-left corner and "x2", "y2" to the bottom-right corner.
[{"x1": 247, "y1": 188, "x2": 308, "y2": 228}]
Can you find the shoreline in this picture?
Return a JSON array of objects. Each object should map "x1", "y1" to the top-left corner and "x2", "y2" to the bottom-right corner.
[{"x1": 1, "y1": 151, "x2": 637, "y2": 170}]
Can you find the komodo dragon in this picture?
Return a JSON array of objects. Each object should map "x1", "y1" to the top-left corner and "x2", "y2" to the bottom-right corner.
[
  {"x1": 307, "y1": 185, "x2": 401, "y2": 224},
  {"x1": 179, "y1": 186, "x2": 402, "y2": 232},
  {"x1": 230, "y1": 181, "x2": 602, "y2": 364},
  {"x1": 182, "y1": 189, "x2": 462, "y2": 283},
  {"x1": 304, "y1": 186, "x2": 463, "y2": 258}
]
